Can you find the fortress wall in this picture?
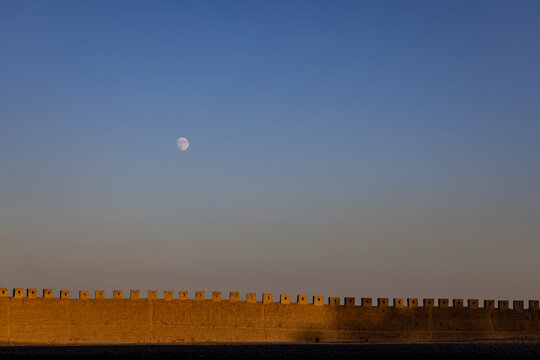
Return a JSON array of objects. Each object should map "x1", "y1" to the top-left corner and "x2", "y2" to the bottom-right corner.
[{"x1": 0, "y1": 290, "x2": 539, "y2": 344}]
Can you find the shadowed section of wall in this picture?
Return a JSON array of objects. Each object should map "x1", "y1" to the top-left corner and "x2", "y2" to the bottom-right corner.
[{"x1": 0, "y1": 293, "x2": 539, "y2": 344}]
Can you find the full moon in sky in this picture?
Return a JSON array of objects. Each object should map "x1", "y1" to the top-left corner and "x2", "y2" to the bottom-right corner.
[{"x1": 176, "y1": 137, "x2": 189, "y2": 151}]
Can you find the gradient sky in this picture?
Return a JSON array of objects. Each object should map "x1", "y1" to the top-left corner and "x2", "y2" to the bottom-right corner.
[{"x1": 1, "y1": 1, "x2": 539, "y2": 301}]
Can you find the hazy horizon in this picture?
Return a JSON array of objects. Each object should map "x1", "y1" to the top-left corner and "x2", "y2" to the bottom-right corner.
[{"x1": 1, "y1": 1, "x2": 539, "y2": 301}]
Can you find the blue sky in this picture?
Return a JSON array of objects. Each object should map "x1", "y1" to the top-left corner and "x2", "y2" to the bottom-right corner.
[{"x1": 1, "y1": 0, "x2": 539, "y2": 300}]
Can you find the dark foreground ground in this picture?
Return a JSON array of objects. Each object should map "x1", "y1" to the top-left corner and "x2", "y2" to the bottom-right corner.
[{"x1": 2, "y1": 342, "x2": 540, "y2": 360}]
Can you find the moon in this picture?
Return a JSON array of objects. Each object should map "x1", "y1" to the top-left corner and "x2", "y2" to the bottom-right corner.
[{"x1": 176, "y1": 137, "x2": 189, "y2": 151}]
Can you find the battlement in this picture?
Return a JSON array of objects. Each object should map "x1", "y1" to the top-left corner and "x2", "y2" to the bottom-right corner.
[
  {"x1": 0, "y1": 288, "x2": 539, "y2": 344},
  {"x1": 0, "y1": 288, "x2": 536, "y2": 310}
]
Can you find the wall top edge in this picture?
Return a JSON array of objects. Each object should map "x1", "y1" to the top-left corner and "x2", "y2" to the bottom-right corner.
[{"x1": 0, "y1": 288, "x2": 538, "y2": 309}]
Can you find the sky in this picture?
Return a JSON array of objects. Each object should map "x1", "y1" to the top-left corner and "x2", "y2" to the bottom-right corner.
[{"x1": 1, "y1": 0, "x2": 539, "y2": 301}]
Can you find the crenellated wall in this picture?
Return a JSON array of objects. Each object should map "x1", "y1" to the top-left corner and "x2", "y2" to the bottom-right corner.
[{"x1": 0, "y1": 288, "x2": 539, "y2": 344}]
